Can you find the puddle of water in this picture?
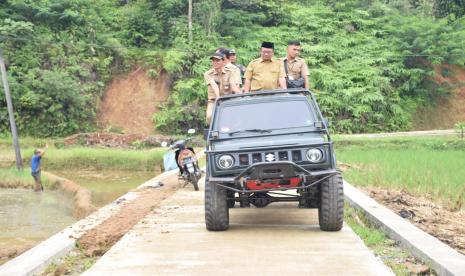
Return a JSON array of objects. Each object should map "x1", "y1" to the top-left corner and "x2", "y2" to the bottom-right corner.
[
  {"x1": 0, "y1": 188, "x2": 76, "y2": 261},
  {"x1": 51, "y1": 170, "x2": 156, "y2": 207}
]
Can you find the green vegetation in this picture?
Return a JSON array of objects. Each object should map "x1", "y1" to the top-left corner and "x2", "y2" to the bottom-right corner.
[
  {"x1": 0, "y1": 167, "x2": 51, "y2": 188},
  {"x1": 455, "y1": 121, "x2": 465, "y2": 139},
  {"x1": 39, "y1": 148, "x2": 165, "y2": 171},
  {"x1": 42, "y1": 245, "x2": 97, "y2": 276},
  {"x1": 1, "y1": 1, "x2": 465, "y2": 136},
  {"x1": 345, "y1": 205, "x2": 433, "y2": 275},
  {"x1": 335, "y1": 136, "x2": 465, "y2": 210},
  {"x1": 0, "y1": 135, "x2": 167, "y2": 171},
  {"x1": 0, "y1": 167, "x2": 35, "y2": 186}
]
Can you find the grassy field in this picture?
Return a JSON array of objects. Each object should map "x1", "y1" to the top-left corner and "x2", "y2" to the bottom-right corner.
[
  {"x1": 0, "y1": 136, "x2": 167, "y2": 171},
  {"x1": 334, "y1": 135, "x2": 465, "y2": 210},
  {"x1": 0, "y1": 167, "x2": 53, "y2": 188}
]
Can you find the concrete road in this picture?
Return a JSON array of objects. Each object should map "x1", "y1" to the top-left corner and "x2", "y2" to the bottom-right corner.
[{"x1": 83, "y1": 179, "x2": 392, "y2": 276}]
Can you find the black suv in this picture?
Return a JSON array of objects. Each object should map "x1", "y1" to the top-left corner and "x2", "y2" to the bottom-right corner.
[{"x1": 204, "y1": 89, "x2": 343, "y2": 231}]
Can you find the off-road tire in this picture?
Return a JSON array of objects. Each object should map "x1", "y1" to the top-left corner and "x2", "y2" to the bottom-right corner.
[
  {"x1": 227, "y1": 190, "x2": 235, "y2": 208},
  {"x1": 205, "y1": 181, "x2": 229, "y2": 231},
  {"x1": 318, "y1": 173, "x2": 344, "y2": 231}
]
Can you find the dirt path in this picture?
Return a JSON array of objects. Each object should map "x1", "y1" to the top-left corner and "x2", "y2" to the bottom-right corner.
[
  {"x1": 78, "y1": 174, "x2": 180, "y2": 257},
  {"x1": 362, "y1": 187, "x2": 465, "y2": 255}
]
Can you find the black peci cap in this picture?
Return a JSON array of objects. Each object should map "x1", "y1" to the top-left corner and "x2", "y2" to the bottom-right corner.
[{"x1": 261, "y1": 41, "x2": 274, "y2": 49}]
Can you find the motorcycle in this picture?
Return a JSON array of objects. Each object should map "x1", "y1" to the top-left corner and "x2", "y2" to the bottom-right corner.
[{"x1": 162, "y1": 129, "x2": 201, "y2": 191}]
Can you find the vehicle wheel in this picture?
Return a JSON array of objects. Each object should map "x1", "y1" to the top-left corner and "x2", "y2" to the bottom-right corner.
[
  {"x1": 318, "y1": 173, "x2": 344, "y2": 231},
  {"x1": 227, "y1": 190, "x2": 235, "y2": 208},
  {"x1": 205, "y1": 181, "x2": 229, "y2": 231},
  {"x1": 190, "y1": 174, "x2": 199, "y2": 191}
]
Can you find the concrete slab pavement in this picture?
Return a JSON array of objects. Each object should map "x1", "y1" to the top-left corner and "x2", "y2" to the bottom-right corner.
[{"x1": 83, "y1": 180, "x2": 393, "y2": 276}]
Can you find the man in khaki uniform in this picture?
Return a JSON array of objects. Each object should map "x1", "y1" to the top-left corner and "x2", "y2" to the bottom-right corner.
[
  {"x1": 216, "y1": 48, "x2": 242, "y2": 88},
  {"x1": 229, "y1": 49, "x2": 246, "y2": 84},
  {"x1": 282, "y1": 40, "x2": 309, "y2": 89},
  {"x1": 243, "y1": 42, "x2": 287, "y2": 92},
  {"x1": 204, "y1": 52, "x2": 240, "y2": 123}
]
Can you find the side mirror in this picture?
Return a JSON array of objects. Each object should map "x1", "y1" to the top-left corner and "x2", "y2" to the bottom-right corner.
[
  {"x1": 187, "y1": 128, "x2": 196, "y2": 135},
  {"x1": 203, "y1": 128, "x2": 209, "y2": 140},
  {"x1": 161, "y1": 141, "x2": 168, "y2": 147}
]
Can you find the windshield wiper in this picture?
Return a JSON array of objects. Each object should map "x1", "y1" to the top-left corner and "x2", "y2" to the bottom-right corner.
[{"x1": 228, "y1": 129, "x2": 272, "y2": 136}]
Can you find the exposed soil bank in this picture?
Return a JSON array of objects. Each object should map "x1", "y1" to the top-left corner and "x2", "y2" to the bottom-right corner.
[
  {"x1": 97, "y1": 68, "x2": 171, "y2": 135},
  {"x1": 64, "y1": 132, "x2": 172, "y2": 148},
  {"x1": 78, "y1": 174, "x2": 180, "y2": 257},
  {"x1": 0, "y1": 242, "x2": 36, "y2": 266},
  {"x1": 362, "y1": 187, "x2": 465, "y2": 255},
  {"x1": 413, "y1": 63, "x2": 465, "y2": 130}
]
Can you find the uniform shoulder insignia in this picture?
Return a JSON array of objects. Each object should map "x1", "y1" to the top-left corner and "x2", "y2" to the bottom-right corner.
[{"x1": 204, "y1": 69, "x2": 214, "y2": 76}]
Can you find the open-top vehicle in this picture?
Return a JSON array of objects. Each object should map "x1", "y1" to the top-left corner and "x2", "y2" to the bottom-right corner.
[{"x1": 204, "y1": 89, "x2": 343, "y2": 231}]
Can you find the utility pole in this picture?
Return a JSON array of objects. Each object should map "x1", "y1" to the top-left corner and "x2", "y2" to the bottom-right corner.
[
  {"x1": 188, "y1": 0, "x2": 193, "y2": 43},
  {"x1": 0, "y1": 47, "x2": 23, "y2": 170}
]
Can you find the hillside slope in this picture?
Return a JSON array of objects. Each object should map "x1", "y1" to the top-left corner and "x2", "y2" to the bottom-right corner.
[
  {"x1": 413, "y1": 64, "x2": 465, "y2": 130},
  {"x1": 97, "y1": 68, "x2": 171, "y2": 135}
]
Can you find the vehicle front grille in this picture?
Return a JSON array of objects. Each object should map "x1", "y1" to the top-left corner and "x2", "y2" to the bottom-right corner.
[{"x1": 236, "y1": 149, "x2": 309, "y2": 166}]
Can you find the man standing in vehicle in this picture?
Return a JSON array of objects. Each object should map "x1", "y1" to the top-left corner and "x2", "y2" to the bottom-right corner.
[
  {"x1": 282, "y1": 40, "x2": 309, "y2": 89},
  {"x1": 204, "y1": 52, "x2": 240, "y2": 123},
  {"x1": 216, "y1": 48, "x2": 242, "y2": 89},
  {"x1": 229, "y1": 49, "x2": 246, "y2": 86},
  {"x1": 243, "y1": 42, "x2": 287, "y2": 92}
]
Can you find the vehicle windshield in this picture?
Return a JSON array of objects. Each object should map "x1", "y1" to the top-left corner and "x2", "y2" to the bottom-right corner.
[{"x1": 216, "y1": 100, "x2": 315, "y2": 135}]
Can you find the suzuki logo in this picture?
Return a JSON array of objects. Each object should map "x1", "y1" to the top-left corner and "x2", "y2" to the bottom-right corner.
[{"x1": 265, "y1": 153, "x2": 275, "y2": 162}]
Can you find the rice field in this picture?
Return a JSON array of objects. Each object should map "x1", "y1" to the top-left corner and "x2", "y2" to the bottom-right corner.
[{"x1": 335, "y1": 136, "x2": 465, "y2": 210}]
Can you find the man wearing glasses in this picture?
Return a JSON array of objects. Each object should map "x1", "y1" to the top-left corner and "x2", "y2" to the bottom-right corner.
[{"x1": 243, "y1": 42, "x2": 287, "y2": 93}]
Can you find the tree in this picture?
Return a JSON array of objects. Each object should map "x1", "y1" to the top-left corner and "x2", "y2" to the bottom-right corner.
[{"x1": 434, "y1": 0, "x2": 465, "y2": 18}]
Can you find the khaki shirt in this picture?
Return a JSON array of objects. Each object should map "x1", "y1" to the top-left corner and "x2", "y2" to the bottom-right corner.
[
  {"x1": 225, "y1": 63, "x2": 242, "y2": 85},
  {"x1": 282, "y1": 57, "x2": 309, "y2": 80},
  {"x1": 245, "y1": 58, "x2": 285, "y2": 91},
  {"x1": 204, "y1": 68, "x2": 235, "y2": 100}
]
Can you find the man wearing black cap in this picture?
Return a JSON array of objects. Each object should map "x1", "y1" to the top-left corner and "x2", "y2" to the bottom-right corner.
[
  {"x1": 204, "y1": 52, "x2": 240, "y2": 122},
  {"x1": 243, "y1": 42, "x2": 287, "y2": 92},
  {"x1": 216, "y1": 48, "x2": 242, "y2": 88}
]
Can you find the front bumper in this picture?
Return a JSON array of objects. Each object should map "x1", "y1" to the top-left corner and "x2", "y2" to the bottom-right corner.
[{"x1": 208, "y1": 161, "x2": 337, "y2": 193}]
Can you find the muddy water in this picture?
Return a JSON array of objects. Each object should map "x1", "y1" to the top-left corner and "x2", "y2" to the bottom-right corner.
[
  {"x1": 0, "y1": 170, "x2": 155, "y2": 264},
  {"x1": 0, "y1": 189, "x2": 76, "y2": 263},
  {"x1": 51, "y1": 170, "x2": 156, "y2": 207}
]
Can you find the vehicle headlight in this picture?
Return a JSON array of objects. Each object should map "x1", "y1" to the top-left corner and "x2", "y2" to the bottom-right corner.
[
  {"x1": 217, "y1": 155, "x2": 234, "y2": 169},
  {"x1": 306, "y1": 148, "x2": 323, "y2": 163}
]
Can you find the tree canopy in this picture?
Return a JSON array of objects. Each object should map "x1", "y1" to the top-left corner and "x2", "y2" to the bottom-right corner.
[{"x1": 1, "y1": 0, "x2": 465, "y2": 136}]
